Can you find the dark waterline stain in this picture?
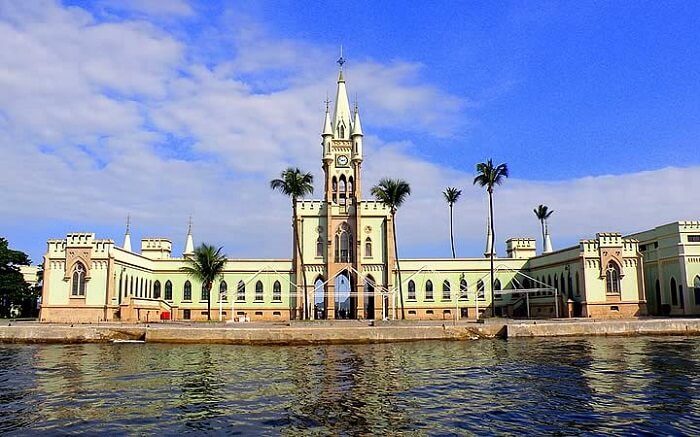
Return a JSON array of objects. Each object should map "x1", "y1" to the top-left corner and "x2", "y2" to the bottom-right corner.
[{"x1": 1, "y1": 337, "x2": 700, "y2": 435}]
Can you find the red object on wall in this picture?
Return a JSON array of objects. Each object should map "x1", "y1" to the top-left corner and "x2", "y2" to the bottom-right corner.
[{"x1": 160, "y1": 311, "x2": 171, "y2": 320}]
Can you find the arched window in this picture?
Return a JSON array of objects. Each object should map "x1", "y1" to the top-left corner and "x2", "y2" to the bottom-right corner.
[
  {"x1": 477, "y1": 280, "x2": 485, "y2": 299},
  {"x1": 408, "y1": 280, "x2": 416, "y2": 300},
  {"x1": 567, "y1": 274, "x2": 573, "y2": 297},
  {"x1": 425, "y1": 280, "x2": 434, "y2": 300},
  {"x1": 338, "y1": 175, "x2": 347, "y2": 204},
  {"x1": 693, "y1": 276, "x2": 700, "y2": 306},
  {"x1": 575, "y1": 273, "x2": 580, "y2": 297},
  {"x1": 201, "y1": 282, "x2": 208, "y2": 301},
  {"x1": 442, "y1": 280, "x2": 451, "y2": 300},
  {"x1": 332, "y1": 177, "x2": 338, "y2": 202},
  {"x1": 671, "y1": 277, "x2": 678, "y2": 306},
  {"x1": 220, "y1": 280, "x2": 228, "y2": 301},
  {"x1": 273, "y1": 281, "x2": 282, "y2": 301},
  {"x1": 548, "y1": 275, "x2": 552, "y2": 287},
  {"x1": 560, "y1": 274, "x2": 566, "y2": 295},
  {"x1": 338, "y1": 122, "x2": 345, "y2": 138},
  {"x1": 335, "y1": 223, "x2": 352, "y2": 262},
  {"x1": 494, "y1": 279, "x2": 502, "y2": 300},
  {"x1": 71, "y1": 262, "x2": 86, "y2": 296},
  {"x1": 316, "y1": 237, "x2": 323, "y2": 257},
  {"x1": 255, "y1": 281, "x2": 264, "y2": 301},
  {"x1": 129, "y1": 275, "x2": 133, "y2": 296},
  {"x1": 460, "y1": 279, "x2": 468, "y2": 299},
  {"x1": 365, "y1": 238, "x2": 372, "y2": 257},
  {"x1": 348, "y1": 176, "x2": 354, "y2": 197},
  {"x1": 606, "y1": 262, "x2": 621, "y2": 294},
  {"x1": 165, "y1": 280, "x2": 172, "y2": 300},
  {"x1": 154, "y1": 280, "x2": 161, "y2": 299},
  {"x1": 183, "y1": 280, "x2": 192, "y2": 301},
  {"x1": 237, "y1": 280, "x2": 246, "y2": 301}
]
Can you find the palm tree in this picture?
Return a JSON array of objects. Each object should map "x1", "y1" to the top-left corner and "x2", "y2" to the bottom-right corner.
[
  {"x1": 473, "y1": 159, "x2": 509, "y2": 317},
  {"x1": 371, "y1": 178, "x2": 411, "y2": 319},
  {"x1": 533, "y1": 204, "x2": 554, "y2": 252},
  {"x1": 180, "y1": 243, "x2": 227, "y2": 321},
  {"x1": 443, "y1": 187, "x2": 462, "y2": 258},
  {"x1": 270, "y1": 167, "x2": 314, "y2": 320}
]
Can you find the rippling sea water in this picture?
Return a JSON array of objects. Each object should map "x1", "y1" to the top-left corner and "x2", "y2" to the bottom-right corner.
[{"x1": 2, "y1": 336, "x2": 700, "y2": 435}]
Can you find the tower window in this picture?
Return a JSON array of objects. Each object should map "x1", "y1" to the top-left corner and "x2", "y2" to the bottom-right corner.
[
  {"x1": 316, "y1": 236, "x2": 323, "y2": 257},
  {"x1": 335, "y1": 223, "x2": 353, "y2": 262},
  {"x1": 365, "y1": 237, "x2": 372, "y2": 257}
]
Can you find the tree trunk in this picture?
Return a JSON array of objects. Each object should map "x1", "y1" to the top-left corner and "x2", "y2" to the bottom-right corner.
[
  {"x1": 207, "y1": 281, "x2": 212, "y2": 321},
  {"x1": 449, "y1": 203, "x2": 456, "y2": 258},
  {"x1": 293, "y1": 199, "x2": 308, "y2": 320},
  {"x1": 489, "y1": 190, "x2": 495, "y2": 318},
  {"x1": 392, "y1": 212, "x2": 405, "y2": 320}
]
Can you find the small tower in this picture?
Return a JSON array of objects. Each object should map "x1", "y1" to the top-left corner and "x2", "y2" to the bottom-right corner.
[
  {"x1": 123, "y1": 215, "x2": 132, "y2": 252},
  {"x1": 351, "y1": 101, "x2": 363, "y2": 161},
  {"x1": 183, "y1": 217, "x2": 194, "y2": 257}
]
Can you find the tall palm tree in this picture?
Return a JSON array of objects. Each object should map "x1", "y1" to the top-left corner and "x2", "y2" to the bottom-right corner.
[
  {"x1": 473, "y1": 159, "x2": 509, "y2": 317},
  {"x1": 443, "y1": 187, "x2": 462, "y2": 258},
  {"x1": 533, "y1": 204, "x2": 554, "y2": 252},
  {"x1": 270, "y1": 167, "x2": 314, "y2": 320},
  {"x1": 371, "y1": 178, "x2": 411, "y2": 319},
  {"x1": 180, "y1": 243, "x2": 227, "y2": 321}
]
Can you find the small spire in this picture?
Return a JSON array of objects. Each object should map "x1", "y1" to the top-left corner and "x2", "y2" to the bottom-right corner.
[
  {"x1": 187, "y1": 216, "x2": 192, "y2": 235},
  {"x1": 184, "y1": 216, "x2": 194, "y2": 256},
  {"x1": 324, "y1": 93, "x2": 331, "y2": 113},
  {"x1": 337, "y1": 44, "x2": 345, "y2": 68},
  {"x1": 123, "y1": 214, "x2": 132, "y2": 252}
]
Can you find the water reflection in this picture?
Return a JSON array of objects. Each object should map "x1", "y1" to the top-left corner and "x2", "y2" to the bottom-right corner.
[{"x1": 2, "y1": 337, "x2": 700, "y2": 435}]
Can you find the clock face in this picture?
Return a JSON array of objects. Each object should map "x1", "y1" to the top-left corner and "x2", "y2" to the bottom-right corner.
[{"x1": 336, "y1": 155, "x2": 349, "y2": 166}]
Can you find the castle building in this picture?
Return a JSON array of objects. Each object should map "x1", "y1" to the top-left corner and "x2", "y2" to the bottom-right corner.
[{"x1": 38, "y1": 62, "x2": 700, "y2": 323}]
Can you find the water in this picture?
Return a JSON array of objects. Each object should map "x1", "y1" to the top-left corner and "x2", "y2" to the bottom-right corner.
[{"x1": 2, "y1": 337, "x2": 700, "y2": 435}]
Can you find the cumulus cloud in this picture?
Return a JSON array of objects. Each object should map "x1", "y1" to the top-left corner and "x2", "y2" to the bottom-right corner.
[{"x1": 0, "y1": 1, "x2": 697, "y2": 264}]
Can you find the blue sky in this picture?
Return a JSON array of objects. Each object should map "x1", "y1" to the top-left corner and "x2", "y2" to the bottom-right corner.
[{"x1": 2, "y1": 0, "x2": 700, "y2": 263}]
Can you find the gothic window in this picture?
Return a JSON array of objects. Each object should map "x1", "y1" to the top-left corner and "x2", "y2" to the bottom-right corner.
[
  {"x1": 129, "y1": 275, "x2": 133, "y2": 296},
  {"x1": 154, "y1": 280, "x2": 161, "y2": 299},
  {"x1": 694, "y1": 276, "x2": 700, "y2": 306},
  {"x1": 273, "y1": 281, "x2": 282, "y2": 301},
  {"x1": 183, "y1": 280, "x2": 192, "y2": 301},
  {"x1": 365, "y1": 238, "x2": 372, "y2": 257},
  {"x1": 332, "y1": 177, "x2": 338, "y2": 203},
  {"x1": 460, "y1": 279, "x2": 468, "y2": 299},
  {"x1": 71, "y1": 262, "x2": 86, "y2": 297},
  {"x1": 118, "y1": 274, "x2": 123, "y2": 298},
  {"x1": 575, "y1": 273, "x2": 580, "y2": 297},
  {"x1": 255, "y1": 281, "x2": 264, "y2": 301},
  {"x1": 425, "y1": 280, "x2": 434, "y2": 300},
  {"x1": 338, "y1": 122, "x2": 345, "y2": 138},
  {"x1": 560, "y1": 274, "x2": 566, "y2": 295},
  {"x1": 201, "y1": 283, "x2": 208, "y2": 301},
  {"x1": 316, "y1": 237, "x2": 323, "y2": 257},
  {"x1": 339, "y1": 175, "x2": 347, "y2": 204},
  {"x1": 165, "y1": 280, "x2": 172, "y2": 300},
  {"x1": 335, "y1": 223, "x2": 352, "y2": 262},
  {"x1": 348, "y1": 176, "x2": 354, "y2": 198},
  {"x1": 671, "y1": 277, "x2": 678, "y2": 306},
  {"x1": 606, "y1": 262, "x2": 621, "y2": 295},
  {"x1": 408, "y1": 280, "x2": 416, "y2": 300},
  {"x1": 494, "y1": 279, "x2": 502, "y2": 300},
  {"x1": 220, "y1": 280, "x2": 228, "y2": 301},
  {"x1": 567, "y1": 274, "x2": 573, "y2": 297},
  {"x1": 442, "y1": 280, "x2": 451, "y2": 300},
  {"x1": 237, "y1": 280, "x2": 246, "y2": 302},
  {"x1": 477, "y1": 280, "x2": 485, "y2": 299}
]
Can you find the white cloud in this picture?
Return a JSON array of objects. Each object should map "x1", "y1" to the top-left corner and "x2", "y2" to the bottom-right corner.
[
  {"x1": 98, "y1": 0, "x2": 194, "y2": 17},
  {"x1": 1, "y1": 1, "x2": 698, "y2": 265}
]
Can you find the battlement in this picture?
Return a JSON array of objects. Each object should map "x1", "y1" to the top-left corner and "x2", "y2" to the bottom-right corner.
[
  {"x1": 506, "y1": 238, "x2": 536, "y2": 259},
  {"x1": 141, "y1": 238, "x2": 172, "y2": 260},
  {"x1": 47, "y1": 234, "x2": 113, "y2": 256},
  {"x1": 679, "y1": 221, "x2": 700, "y2": 231},
  {"x1": 66, "y1": 233, "x2": 95, "y2": 247}
]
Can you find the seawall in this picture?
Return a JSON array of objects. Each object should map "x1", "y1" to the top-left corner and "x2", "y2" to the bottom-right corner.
[{"x1": 2, "y1": 319, "x2": 700, "y2": 345}]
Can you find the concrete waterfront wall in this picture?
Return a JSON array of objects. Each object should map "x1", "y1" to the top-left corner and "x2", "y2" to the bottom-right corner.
[
  {"x1": 0, "y1": 323, "x2": 504, "y2": 345},
  {"x1": 507, "y1": 318, "x2": 700, "y2": 337}
]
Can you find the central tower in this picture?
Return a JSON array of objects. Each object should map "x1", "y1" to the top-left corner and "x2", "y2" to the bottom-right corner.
[{"x1": 318, "y1": 56, "x2": 365, "y2": 319}]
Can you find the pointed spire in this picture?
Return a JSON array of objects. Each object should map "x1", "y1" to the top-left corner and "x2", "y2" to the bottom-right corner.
[
  {"x1": 351, "y1": 103, "x2": 363, "y2": 136},
  {"x1": 322, "y1": 94, "x2": 333, "y2": 136},
  {"x1": 183, "y1": 216, "x2": 194, "y2": 256},
  {"x1": 333, "y1": 49, "x2": 351, "y2": 140},
  {"x1": 484, "y1": 213, "x2": 495, "y2": 258},
  {"x1": 123, "y1": 215, "x2": 132, "y2": 252}
]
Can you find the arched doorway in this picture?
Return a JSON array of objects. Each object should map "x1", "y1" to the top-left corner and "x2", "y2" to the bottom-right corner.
[
  {"x1": 365, "y1": 275, "x2": 375, "y2": 319},
  {"x1": 335, "y1": 271, "x2": 351, "y2": 319},
  {"x1": 314, "y1": 277, "x2": 326, "y2": 320}
]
